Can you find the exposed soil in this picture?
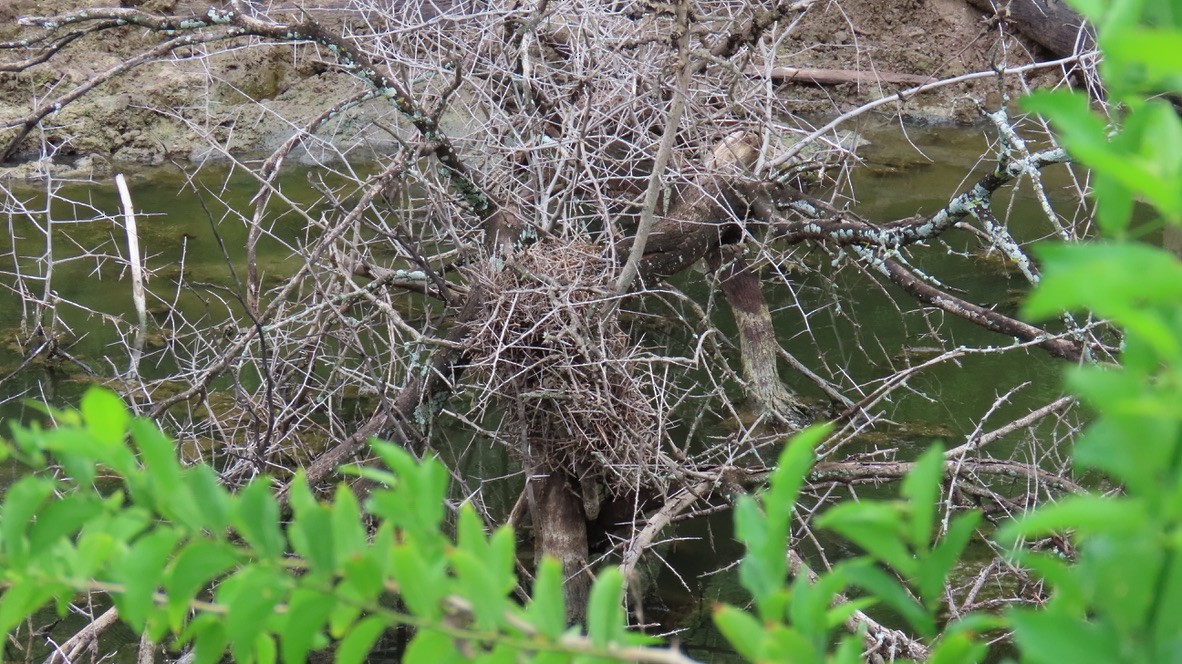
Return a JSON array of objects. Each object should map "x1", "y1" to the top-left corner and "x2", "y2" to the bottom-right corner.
[
  {"x1": 0, "y1": 0, "x2": 1061, "y2": 179},
  {"x1": 773, "y1": 0, "x2": 1064, "y2": 120}
]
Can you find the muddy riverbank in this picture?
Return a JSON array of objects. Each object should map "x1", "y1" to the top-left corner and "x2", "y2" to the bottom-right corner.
[{"x1": 0, "y1": 0, "x2": 1062, "y2": 179}]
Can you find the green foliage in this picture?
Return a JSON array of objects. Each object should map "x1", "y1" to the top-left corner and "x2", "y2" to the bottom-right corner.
[
  {"x1": 0, "y1": 392, "x2": 994, "y2": 664},
  {"x1": 996, "y1": 0, "x2": 1182, "y2": 661},
  {"x1": 0, "y1": 389, "x2": 666, "y2": 663},
  {"x1": 713, "y1": 433, "x2": 988, "y2": 663},
  {"x1": 705, "y1": 1, "x2": 1182, "y2": 661},
  {"x1": 1024, "y1": 0, "x2": 1182, "y2": 234}
]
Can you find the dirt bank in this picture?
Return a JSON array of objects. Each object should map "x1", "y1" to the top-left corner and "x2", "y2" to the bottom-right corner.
[{"x1": 0, "y1": 0, "x2": 1062, "y2": 179}]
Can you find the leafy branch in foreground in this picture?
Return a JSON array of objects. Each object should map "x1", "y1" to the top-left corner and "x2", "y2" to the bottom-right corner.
[
  {"x1": 0, "y1": 387, "x2": 672, "y2": 664},
  {"x1": 993, "y1": 1, "x2": 1182, "y2": 660},
  {"x1": 0, "y1": 389, "x2": 987, "y2": 664}
]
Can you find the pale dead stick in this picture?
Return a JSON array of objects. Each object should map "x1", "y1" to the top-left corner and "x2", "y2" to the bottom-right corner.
[{"x1": 115, "y1": 173, "x2": 147, "y2": 378}]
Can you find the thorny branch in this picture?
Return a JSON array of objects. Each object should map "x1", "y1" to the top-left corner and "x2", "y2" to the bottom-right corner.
[{"x1": 0, "y1": 0, "x2": 1103, "y2": 657}]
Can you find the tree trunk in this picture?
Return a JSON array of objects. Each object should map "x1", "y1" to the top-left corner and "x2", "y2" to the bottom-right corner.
[
  {"x1": 529, "y1": 470, "x2": 594, "y2": 624},
  {"x1": 707, "y1": 244, "x2": 809, "y2": 424},
  {"x1": 964, "y1": 0, "x2": 1094, "y2": 58},
  {"x1": 610, "y1": 132, "x2": 811, "y2": 421}
]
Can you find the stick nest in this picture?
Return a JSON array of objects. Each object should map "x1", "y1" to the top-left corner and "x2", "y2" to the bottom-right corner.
[{"x1": 463, "y1": 240, "x2": 666, "y2": 494}]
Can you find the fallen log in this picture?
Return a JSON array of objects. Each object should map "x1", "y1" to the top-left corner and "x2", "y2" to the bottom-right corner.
[{"x1": 964, "y1": 0, "x2": 1095, "y2": 58}]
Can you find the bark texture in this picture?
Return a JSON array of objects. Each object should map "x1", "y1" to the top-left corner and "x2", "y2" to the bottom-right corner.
[
  {"x1": 532, "y1": 471, "x2": 594, "y2": 624},
  {"x1": 965, "y1": 0, "x2": 1095, "y2": 57},
  {"x1": 707, "y1": 244, "x2": 810, "y2": 424}
]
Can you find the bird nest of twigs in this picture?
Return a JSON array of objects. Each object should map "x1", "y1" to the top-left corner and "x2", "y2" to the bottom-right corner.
[{"x1": 463, "y1": 240, "x2": 666, "y2": 494}]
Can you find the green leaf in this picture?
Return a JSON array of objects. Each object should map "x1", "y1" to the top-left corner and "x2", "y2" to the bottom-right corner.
[
  {"x1": 475, "y1": 643, "x2": 518, "y2": 664},
  {"x1": 255, "y1": 633, "x2": 277, "y2": 664},
  {"x1": 281, "y1": 588, "x2": 337, "y2": 664},
  {"x1": 72, "y1": 530, "x2": 117, "y2": 579},
  {"x1": 1015, "y1": 552, "x2": 1086, "y2": 613},
  {"x1": 0, "y1": 581, "x2": 58, "y2": 636},
  {"x1": 533, "y1": 652, "x2": 573, "y2": 664},
  {"x1": 331, "y1": 484, "x2": 367, "y2": 562},
  {"x1": 830, "y1": 633, "x2": 864, "y2": 664},
  {"x1": 997, "y1": 495, "x2": 1146, "y2": 543},
  {"x1": 390, "y1": 544, "x2": 445, "y2": 620},
  {"x1": 1008, "y1": 608, "x2": 1123, "y2": 664},
  {"x1": 488, "y1": 525, "x2": 517, "y2": 590},
  {"x1": 112, "y1": 528, "x2": 183, "y2": 629},
  {"x1": 586, "y1": 567, "x2": 626, "y2": 647},
  {"x1": 734, "y1": 495, "x2": 776, "y2": 611},
  {"x1": 945, "y1": 612, "x2": 1006, "y2": 637},
  {"x1": 1023, "y1": 91, "x2": 1174, "y2": 230},
  {"x1": 816, "y1": 502, "x2": 916, "y2": 577},
  {"x1": 917, "y1": 511, "x2": 982, "y2": 608},
  {"x1": 80, "y1": 387, "x2": 130, "y2": 447},
  {"x1": 328, "y1": 601, "x2": 363, "y2": 640},
  {"x1": 928, "y1": 631, "x2": 987, "y2": 664},
  {"x1": 760, "y1": 623, "x2": 818, "y2": 663},
  {"x1": 735, "y1": 424, "x2": 830, "y2": 621},
  {"x1": 233, "y1": 478, "x2": 285, "y2": 558},
  {"x1": 456, "y1": 502, "x2": 487, "y2": 556},
  {"x1": 338, "y1": 464, "x2": 399, "y2": 487},
  {"x1": 826, "y1": 598, "x2": 875, "y2": 631},
  {"x1": 529, "y1": 557, "x2": 568, "y2": 640},
  {"x1": 785, "y1": 568, "x2": 837, "y2": 653},
  {"x1": 184, "y1": 465, "x2": 234, "y2": 533},
  {"x1": 369, "y1": 442, "x2": 448, "y2": 538},
  {"x1": 1071, "y1": 411, "x2": 1175, "y2": 492},
  {"x1": 840, "y1": 561, "x2": 934, "y2": 638},
  {"x1": 221, "y1": 566, "x2": 288, "y2": 663},
  {"x1": 1104, "y1": 29, "x2": 1182, "y2": 90},
  {"x1": 335, "y1": 615, "x2": 388, "y2": 664},
  {"x1": 1127, "y1": 101, "x2": 1182, "y2": 220},
  {"x1": 130, "y1": 418, "x2": 181, "y2": 488},
  {"x1": 49, "y1": 440, "x2": 98, "y2": 485},
  {"x1": 26, "y1": 493, "x2": 102, "y2": 557},
  {"x1": 186, "y1": 614, "x2": 229, "y2": 664},
  {"x1": 901, "y1": 444, "x2": 944, "y2": 552},
  {"x1": 288, "y1": 473, "x2": 335, "y2": 577},
  {"x1": 342, "y1": 553, "x2": 384, "y2": 603},
  {"x1": 1, "y1": 475, "x2": 56, "y2": 564},
  {"x1": 165, "y1": 539, "x2": 242, "y2": 630},
  {"x1": 1024, "y1": 243, "x2": 1182, "y2": 320},
  {"x1": 766, "y1": 423, "x2": 831, "y2": 525},
  {"x1": 450, "y1": 548, "x2": 508, "y2": 630},
  {"x1": 1091, "y1": 172, "x2": 1135, "y2": 235},
  {"x1": 128, "y1": 418, "x2": 195, "y2": 525},
  {"x1": 404, "y1": 629, "x2": 462, "y2": 663},
  {"x1": 1082, "y1": 532, "x2": 1160, "y2": 636},
  {"x1": 712, "y1": 604, "x2": 765, "y2": 661}
]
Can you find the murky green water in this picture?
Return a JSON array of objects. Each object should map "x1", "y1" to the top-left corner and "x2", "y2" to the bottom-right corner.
[
  {"x1": 0, "y1": 166, "x2": 310, "y2": 412},
  {"x1": 0, "y1": 120, "x2": 1084, "y2": 661}
]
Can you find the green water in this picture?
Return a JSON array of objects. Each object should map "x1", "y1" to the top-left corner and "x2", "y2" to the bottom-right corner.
[
  {"x1": 0, "y1": 121, "x2": 1082, "y2": 660},
  {"x1": 0, "y1": 164, "x2": 366, "y2": 423}
]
